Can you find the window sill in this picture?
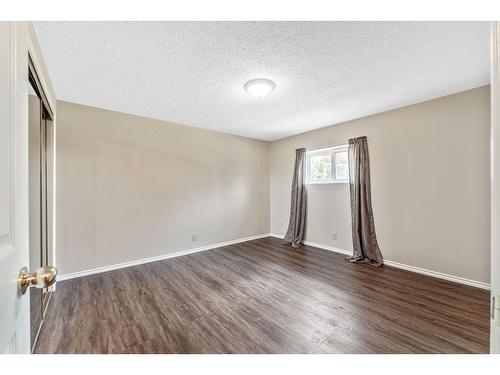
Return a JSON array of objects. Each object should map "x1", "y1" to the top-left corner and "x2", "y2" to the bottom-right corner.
[{"x1": 306, "y1": 181, "x2": 349, "y2": 185}]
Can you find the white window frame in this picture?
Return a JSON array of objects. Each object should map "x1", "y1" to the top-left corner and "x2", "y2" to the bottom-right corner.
[{"x1": 306, "y1": 145, "x2": 349, "y2": 184}]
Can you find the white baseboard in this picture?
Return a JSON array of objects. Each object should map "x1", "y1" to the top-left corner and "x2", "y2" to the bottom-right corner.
[
  {"x1": 59, "y1": 232, "x2": 490, "y2": 290},
  {"x1": 304, "y1": 240, "x2": 352, "y2": 256},
  {"x1": 57, "y1": 233, "x2": 272, "y2": 282},
  {"x1": 381, "y1": 260, "x2": 491, "y2": 290},
  {"x1": 269, "y1": 233, "x2": 490, "y2": 290}
]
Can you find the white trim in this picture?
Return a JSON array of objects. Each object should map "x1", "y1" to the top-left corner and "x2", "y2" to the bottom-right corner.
[
  {"x1": 307, "y1": 144, "x2": 349, "y2": 153},
  {"x1": 59, "y1": 232, "x2": 491, "y2": 290},
  {"x1": 491, "y1": 21, "x2": 500, "y2": 353},
  {"x1": 306, "y1": 180, "x2": 348, "y2": 185},
  {"x1": 57, "y1": 233, "x2": 272, "y2": 282},
  {"x1": 304, "y1": 240, "x2": 352, "y2": 256},
  {"x1": 382, "y1": 259, "x2": 490, "y2": 290},
  {"x1": 269, "y1": 233, "x2": 490, "y2": 290}
]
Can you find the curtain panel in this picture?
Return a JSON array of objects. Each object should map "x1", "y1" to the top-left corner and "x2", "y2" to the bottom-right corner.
[
  {"x1": 347, "y1": 136, "x2": 383, "y2": 266},
  {"x1": 283, "y1": 148, "x2": 307, "y2": 248}
]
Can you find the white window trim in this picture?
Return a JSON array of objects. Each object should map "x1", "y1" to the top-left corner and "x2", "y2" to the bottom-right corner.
[{"x1": 306, "y1": 144, "x2": 349, "y2": 185}]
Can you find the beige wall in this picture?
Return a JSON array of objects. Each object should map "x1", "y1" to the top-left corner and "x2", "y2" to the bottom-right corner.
[
  {"x1": 56, "y1": 101, "x2": 270, "y2": 275},
  {"x1": 270, "y1": 86, "x2": 491, "y2": 284},
  {"x1": 57, "y1": 86, "x2": 490, "y2": 284}
]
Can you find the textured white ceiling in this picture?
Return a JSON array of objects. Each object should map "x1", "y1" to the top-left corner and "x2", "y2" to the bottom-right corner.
[{"x1": 34, "y1": 21, "x2": 490, "y2": 141}]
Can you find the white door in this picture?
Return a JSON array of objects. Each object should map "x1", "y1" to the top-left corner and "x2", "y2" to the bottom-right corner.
[
  {"x1": 0, "y1": 21, "x2": 31, "y2": 354},
  {"x1": 0, "y1": 22, "x2": 34, "y2": 353},
  {"x1": 491, "y1": 21, "x2": 500, "y2": 354},
  {"x1": 0, "y1": 22, "x2": 57, "y2": 354}
]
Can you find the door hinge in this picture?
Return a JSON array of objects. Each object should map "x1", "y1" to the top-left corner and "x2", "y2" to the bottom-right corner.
[{"x1": 493, "y1": 296, "x2": 500, "y2": 324}]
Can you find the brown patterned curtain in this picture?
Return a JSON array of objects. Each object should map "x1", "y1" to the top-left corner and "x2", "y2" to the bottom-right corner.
[
  {"x1": 347, "y1": 137, "x2": 383, "y2": 266},
  {"x1": 283, "y1": 148, "x2": 307, "y2": 248}
]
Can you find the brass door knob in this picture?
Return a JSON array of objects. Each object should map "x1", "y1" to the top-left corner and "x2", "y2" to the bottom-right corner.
[{"x1": 18, "y1": 266, "x2": 57, "y2": 295}]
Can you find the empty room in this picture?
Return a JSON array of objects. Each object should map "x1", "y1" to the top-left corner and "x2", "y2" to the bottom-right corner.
[{"x1": 2, "y1": 4, "x2": 500, "y2": 368}]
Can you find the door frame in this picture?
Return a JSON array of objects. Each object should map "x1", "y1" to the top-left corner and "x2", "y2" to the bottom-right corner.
[
  {"x1": 25, "y1": 24, "x2": 58, "y2": 353},
  {"x1": 26, "y1": 24, "x2": 57, "y2": 292},
  {"x1": 491, "y1": 21, "x2": 500, "y2": 354},
  {"x1": 27, "y1": 53, "x2": 55, "y2": 352}
]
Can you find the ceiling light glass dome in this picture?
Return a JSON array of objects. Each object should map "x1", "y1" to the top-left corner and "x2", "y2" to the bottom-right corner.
[{"x1": 244, "y1": 78, "x2": 275, "y2": 98}]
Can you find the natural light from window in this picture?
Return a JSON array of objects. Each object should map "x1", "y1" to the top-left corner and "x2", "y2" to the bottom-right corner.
[{"x1": 306, "y1": 145, "x2": 349, "y2": 184}]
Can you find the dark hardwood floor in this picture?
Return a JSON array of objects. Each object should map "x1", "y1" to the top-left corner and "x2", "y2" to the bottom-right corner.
[{"x1": 35, "y1": 237, "x2": 490, "y2": 354}]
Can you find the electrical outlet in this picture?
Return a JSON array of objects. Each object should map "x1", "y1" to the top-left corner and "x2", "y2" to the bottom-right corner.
[
  {"x1": 332, "y1": 232, "x2": 337, "y2": 240},
  {"x1": 192, "y1": 234, "x2": 197, "y2": 242}
]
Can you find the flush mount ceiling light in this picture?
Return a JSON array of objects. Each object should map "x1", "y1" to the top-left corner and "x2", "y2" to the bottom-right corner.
[{"x1": 244, "y1": 78, "x2": 275, "y2": 98}]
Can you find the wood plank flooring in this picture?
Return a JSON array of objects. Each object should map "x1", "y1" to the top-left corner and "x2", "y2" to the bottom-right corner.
[{"x1": 35, "y1": 237, "x2": 490, "y2": 353}]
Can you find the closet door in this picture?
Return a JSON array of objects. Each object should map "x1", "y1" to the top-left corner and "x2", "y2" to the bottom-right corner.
[
  {"x1": 45, "y1": 117, "x2": 54, "y2": 287},
  {"x1": 40, "y1": 116, "x2": 53, "y2": 315},
  {"x1": 28, "y1": 83, "x2": 42, "y2": 351}
]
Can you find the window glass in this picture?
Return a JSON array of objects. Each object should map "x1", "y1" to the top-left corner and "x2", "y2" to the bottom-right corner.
[
  {"x1": 306, "y1": 146, "x2": 348, "y2": 184},
  {"x1": 310, "y1": 154, "x2": 332, "y2": 182},
  {"x1": 335, "y1": 151, "x2": 349, "y2": 181}
]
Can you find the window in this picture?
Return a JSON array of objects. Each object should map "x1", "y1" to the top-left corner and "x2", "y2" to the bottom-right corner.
[{"x1": 306, "y1": 145, "x2": 349, "y2": 184}]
